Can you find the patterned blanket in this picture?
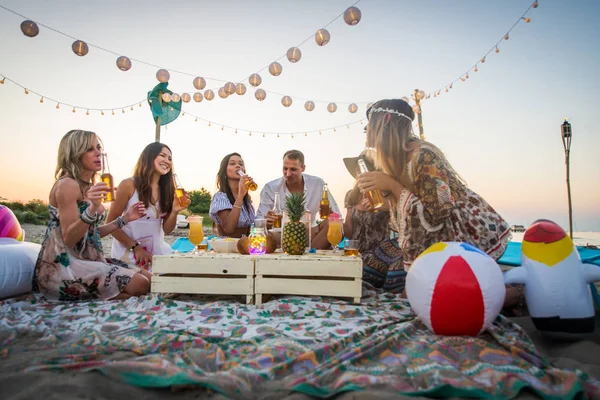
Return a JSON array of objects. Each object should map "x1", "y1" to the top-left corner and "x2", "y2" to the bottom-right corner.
[{"x1": 1, "y1": 287, "x2": 598, "y2": 399}]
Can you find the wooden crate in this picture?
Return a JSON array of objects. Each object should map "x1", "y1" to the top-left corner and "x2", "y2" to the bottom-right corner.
[
  {"x1": 152, "y1": 253, "x2": 255, "y2": 304},
  {"x1": 254, "y1": 252, "x2": 363, "y2": 305}
]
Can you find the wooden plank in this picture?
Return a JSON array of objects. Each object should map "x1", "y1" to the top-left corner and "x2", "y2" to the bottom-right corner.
[
  {"x1": 256, "y1": 259, "x2": 362, "y2": 278},
  {"x1": 255, "y1": 276, "x2": 362, "y2": 298},
  {"x1": 152, "y1": 276, "x2": 254, "y2": 295},
  {"x1": 152, "y1": 255, "x2": 253, "y2": 275}
]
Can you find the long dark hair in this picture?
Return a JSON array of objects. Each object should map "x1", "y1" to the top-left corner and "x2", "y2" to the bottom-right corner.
[
  {"x1": 133, "y1": 142, "x2": 175, "y2": 215},
  {"x1": 216, "y1": 152, "x2": 251, "y2": 209}
]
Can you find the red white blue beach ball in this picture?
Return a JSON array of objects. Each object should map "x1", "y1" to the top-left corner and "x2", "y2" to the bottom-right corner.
[{"x1": 406, "y1": 242, "x2": 505, "y2": 336}]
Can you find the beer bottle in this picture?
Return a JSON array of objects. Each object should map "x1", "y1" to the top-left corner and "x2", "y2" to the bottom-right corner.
[
  {"x1": 272, "y1": 191, "x2": 283, "y2": 228},
  {"x1": 319, "y1": 183, "x2": 330, "y2": 219},
  {"x1": 357, "y1": 158, "x2": 384, "y2": 209},
  {"x1": 100, "y1": 153, "x2": 115, "y2": 203},
  {"x1": 237, "y1": 170, "x2": 258, "y2": 191},
  {"x1": 173, "y1": 174, "x2": 189, "y2": 208}
]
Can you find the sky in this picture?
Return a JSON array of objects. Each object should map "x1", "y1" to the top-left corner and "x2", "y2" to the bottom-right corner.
[{"x1": 0, "y1": 0, "x2": 598, "y2": 231}]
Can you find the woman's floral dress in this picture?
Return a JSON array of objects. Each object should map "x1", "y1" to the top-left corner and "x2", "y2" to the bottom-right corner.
[{"x1": 32, "y1": 201, "x2": 140, "y2": 301}]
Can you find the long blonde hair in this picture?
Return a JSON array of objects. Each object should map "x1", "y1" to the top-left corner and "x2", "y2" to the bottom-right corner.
[{"x1": 55, "y1": 129, "x2": 100, "y2": 185}]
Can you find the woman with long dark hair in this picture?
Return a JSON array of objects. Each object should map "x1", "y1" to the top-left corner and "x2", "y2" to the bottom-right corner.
[
  {"x1": 209, "y1": 153, "x2": 256, "y2": 237},
  {"x1": 107, "y1": 142, "x2": 189, "y2": 268}
]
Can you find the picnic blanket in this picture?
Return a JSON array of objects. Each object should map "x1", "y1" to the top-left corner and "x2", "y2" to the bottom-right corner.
[{"x1": 1, "y1": 288, "x2": 599, "y2": 399}]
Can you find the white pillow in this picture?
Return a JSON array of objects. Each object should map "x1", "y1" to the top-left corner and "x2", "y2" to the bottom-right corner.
[{"x1": 0, "y1": 238, "x2": 41, "y2": 299}]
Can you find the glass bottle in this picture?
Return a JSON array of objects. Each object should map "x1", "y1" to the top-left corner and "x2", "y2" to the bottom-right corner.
[
  {"x1": 101, "y1": 153, "x2": 115, "y2": 203},
  {"x1": 237, "y1": 170, "x2": 258, "y2": 191},
  {"x1": 173, "y1": 174, "x2": 189, "y2": 207},
  {"x1": 248, "y1": 223, "x2": 267, "y2": 255},
  {"x1": 319, "y1": 183, "x2": 330, "y2": 219},
  {"x1": 357, "y1": 158, "x2": 384, "y2": 209},
  {"x1": 272, "y1": 191, "x2": 283, "y2": 228}
]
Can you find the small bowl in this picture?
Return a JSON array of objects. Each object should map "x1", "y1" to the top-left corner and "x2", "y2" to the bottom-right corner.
[{"x1": 210, "y1": 237, "x2": 240, "y2": 253}]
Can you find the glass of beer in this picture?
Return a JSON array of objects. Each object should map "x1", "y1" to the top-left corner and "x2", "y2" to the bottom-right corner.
[
  {"x1": 101, "y1": 153, "x2": 115, "y2": 203},
  {"x1": 237, "y1": 170, "x2": 258, "y2": 191},
  {"x1": 357, "y1": 158, "x2": 384, "y2": 209},
  {"x1": 187, "y1": 215, "x2": 204, "y2": 255},
  {"x1": 344, "y1": 239, "x2": 359, "y2": 257}
]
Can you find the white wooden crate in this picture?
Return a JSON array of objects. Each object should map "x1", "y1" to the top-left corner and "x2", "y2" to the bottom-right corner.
[
  {"x1": 254, "y1": 252, "x2": 363, "y2": 305},
  {"x1": 152, "y1": 253, "x2": 255, "y2": 304}
]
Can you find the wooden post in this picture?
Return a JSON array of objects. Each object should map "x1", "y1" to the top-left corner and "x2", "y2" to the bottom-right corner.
[
  {"x1": 155, "y1": 116, "x2": 161, "y2": 142},
  {"x1": 414, "y1": 89, "x2": 425, "y2": 140},
  {"x1": 561, "y1": 119, "x2": 573, "y2": 239}
]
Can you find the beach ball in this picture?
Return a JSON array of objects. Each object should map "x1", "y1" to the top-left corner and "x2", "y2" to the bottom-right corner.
[
  {"x1": 406, "y1": 242, "x2": 505, "y2": 336},
  {"x1": 0, "y1": 205, "x2": 24, "y2": 241}
]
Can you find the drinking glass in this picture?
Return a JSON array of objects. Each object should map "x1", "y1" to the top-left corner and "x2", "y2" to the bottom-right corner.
[
  {"x1": 344, "y1": 239, "x2": 359, "y2": 256},
  {"x1": 327, "y1": 219, "x2": 343, "y2": 254},
  {"x1": 187, "y1": 215, "x2": 204, "y2": 254}
]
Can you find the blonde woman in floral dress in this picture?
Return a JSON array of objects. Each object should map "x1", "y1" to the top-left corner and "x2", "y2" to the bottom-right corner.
[
  {"x1": 356, "y1": 99, "x2": 523, "y2": 310},
  {"x1": 33, "y1": 129, "x2": 150, "y2": 301}
]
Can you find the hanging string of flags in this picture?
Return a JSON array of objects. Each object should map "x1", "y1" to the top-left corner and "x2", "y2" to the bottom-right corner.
[{"x1": 1, "y1": 1, "x2": 539, "y2": 113}]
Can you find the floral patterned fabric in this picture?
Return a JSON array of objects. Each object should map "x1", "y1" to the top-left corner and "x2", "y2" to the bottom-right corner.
[
  {"x1": 344, "y1": 190, "x2": 391, "y2": 255},
  {"x1": 32, "y1": 202, "x2": 140, "y2": 301},
  {"x1": 391, "y1": 144, "x2": 512, "y2": 270},
  {"x1": 0, "y1": 289, "x2": 597, "y2": 399}
]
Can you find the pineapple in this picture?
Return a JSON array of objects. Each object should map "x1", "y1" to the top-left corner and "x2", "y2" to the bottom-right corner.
[{"x1": 282, "y1": 192, "x2": 307, "y2": 255}]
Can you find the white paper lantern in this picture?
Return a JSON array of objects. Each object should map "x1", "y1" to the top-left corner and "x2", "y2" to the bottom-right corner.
[
  {"x1": 204, "y1": 90, "x2": 215, "y2": 101},
  {"x1": 281, "y1": 96, "x2": 293, "y2": 107},
  {"x1": 181, "y1": 93, "x2": 191, "y2": 103},
  {"x1": 224, "y1": 82, "x2": 236, "y2": 95},
  {"x1": 156, "y1": 69, "x2": 170, "y2": 83},
  {"x1": 348, "y1": 103, "x2": 358, "y2": 113},
  {"x1": 249, "y1": 73, "x2": 262, "y2": 87},
  {"x1": 412, "y1": 104, "x2": 421, "y2": 114},
  {"x1": 327, "y1": 102, "x2": 337, "y2": 113},
  {"x1": 286, "y1": 47, "x2": 302, "y2": 63},
  {"x1": 269, "y1": 62, "x2": 283, "y2": 76},
  {"x1": 161, "y1": 93, "x2": 172, "y2": 103},
  {"x1": 72, "y1": 40, "x2": 89, "y2": 56},
  {"x1": 235, "y1": 83, "x2": 247, "y2": 95},
  {"x1": 193, "y1": 92, "x2": 203, "y2": 102},
  {"x1": 218, "y1": 87, "x2": 229, "y2": 99},
  {"x1": 315, "y1": 29, "x2": 330, "y2": 46},
  {"x1": 343, "y1": 6, "x2": 362, "y2": 26},
  {"x1": 193, "y1": 77, "x2": 206, "y2": 90},
  {"x1": 255, "y1": 89, "x2": 266, "y2": 101},
  {"x1": 305, "y1": 101, "x2": 315, "y2": 111},
  {"x1": 116, "y1": 56, "x2": 131, "y2": 71},
  {"x1": 171, "y1": 93, "x2": 181, "y2": 103},
  {"x1": 416, "y1": 90, "x2": 425, "y2": 100},
  {"x1": 20, "y1": 20, "x2": 39, "y2": 38}
]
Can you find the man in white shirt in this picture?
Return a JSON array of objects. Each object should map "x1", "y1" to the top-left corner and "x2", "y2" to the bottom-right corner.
[{"x1": 256, "y1": 149, "x2": 340, "y2": 249}]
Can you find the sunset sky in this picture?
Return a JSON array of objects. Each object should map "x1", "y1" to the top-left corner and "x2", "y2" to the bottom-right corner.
[{"x1": 0, "y1": 0, "x2": 598, "y2": 231}]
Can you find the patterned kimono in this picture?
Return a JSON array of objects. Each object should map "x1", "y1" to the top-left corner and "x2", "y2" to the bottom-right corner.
[
  {"x1": 33, "y1": 201, "x2": 140, "y2": 301},
  {"x1": 391, "y1": 143, "x2": 511, "y2": 270}
]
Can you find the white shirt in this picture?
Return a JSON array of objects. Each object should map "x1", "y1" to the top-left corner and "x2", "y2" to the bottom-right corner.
[{"x1": 256, "y1": 173, "x2": 340, "y2": 226}]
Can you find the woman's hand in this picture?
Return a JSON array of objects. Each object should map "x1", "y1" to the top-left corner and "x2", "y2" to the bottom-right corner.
[
  {"x1": 173, "y1": 192, "x2": 191, "y2": 212},
  {"x1": 357, "y1": 171, "x2": 403, "y2": 194},
  {"x1": 86, "y1": 182, "x2": 110, "y2": 214},
  {"x1": 360, "y1": 197, "x2": 374, "y2": 211},
  {"x1": 238, "y1": 175, "x2": 251, "y2": 198},
  {"x1": 124, "y1": 201, "x2": 146, "y2": 223},
  {"x1": 133, "y1": 245, "x2": 153, "y2": 268}
]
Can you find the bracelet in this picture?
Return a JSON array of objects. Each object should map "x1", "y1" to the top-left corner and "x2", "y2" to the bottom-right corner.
[
  {"x1": 233, "y1": 204, "x2": 242, "y2": 209},
  {"x1": 130, "y1": 242, "x2": 140, "y2": 252},
  {"x1": 114, "y1": 216, "x2": 127, "y2": 229},
  {"x1": 80, "y1": 208, "x2": 96, "y2": 224}
]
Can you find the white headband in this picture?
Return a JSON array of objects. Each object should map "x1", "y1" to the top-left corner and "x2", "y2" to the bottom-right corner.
[{"x1": 369, "y1": 107, "x2": 413, "y2": 122}]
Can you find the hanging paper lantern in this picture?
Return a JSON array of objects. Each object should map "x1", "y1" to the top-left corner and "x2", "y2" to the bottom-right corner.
[
  {"x1": 156, "y1": 69, "x2": 170, "y2": 83},
  {"x1": 116, "y1": 56, "x2": 131, "y2": 71},
  {"x1": 305, "y1": 101, "x2": 315, "y2": 111},
  {"x1": 204, "y1": 89, "x2": 215, "y2": 100},
  {"x1": 181, "y1": 93, "x2": 191, "y2": 103},
  {"x1": 406, "y1": 242, "x2": 505, "y2": 336},
  {"x1": 495, "y1": 46, "x2": 500, "y2": 53},
  {"x1": 401, "y1": 96, "x2": 410, "y2": 103},
  {"x1": 269, "y1": 62, "x2": 283, "y2": 76},
  {"x1": 416, "y1": 90, "x2": 425, "y2": 100},
  {"x1": 193, "y1": 77, "x2": 206, "y2": 90},
  {"x1": 327, "y1": 102, "x2": 337, "y2": 113},
  {"x1": 218, "y1": 87, "x2": 229, "y2": 99},
  {"x1": 235, "y1": 83, "x2": 247, "y2": 95},
  {"x1": 224, "y1": 82, "x2": 236, "y2": 95},
  {"x1": 161, "y1": 93, "x2": 172, "y2": 103},
  {"x1": 171, "y1": 93, "x2": 181, "y2": 103},
  {"x1": 281, "y1": 96, "x2": 292, "y2": 107},
  {"x1": 249, "y1": 73, "x2": 262, "y2": 87},
  {"x1": 343, "y1": 6, "x2": 362, "y2": 26},
  {"x1": 315, "y1": 29, "x2": 330, "y2": 46},
  {"x1": 72, "y1": 40, "x2": 89, "y2": 56},
  {"x1": 533, "y1": 1, "x2": 538, "y2": 8},
  {"x1": 348, "y1": 103, "x2": 358, "y2": 113},
  {"x1": 20, "y1": 20, "x2": 39, "y2": 38},
  {"x1": 366, "y1": 102, "x2": 373, "y2": 110},
  {"x1": 525, "y1": 17, "x2": 531, "y2": 23},
  {"x1": 504, "y1": 34, "x2": 510, "y2": 40},
  {"x1": 481, "y1": 56, "x2": 486, "y2": 63},
  {"x1": 193, "y1": 92, "x2": 203, "y2": 102},
  {"x1": 255, "y1": 89, "x2": 266, "y2": 101},
  {"x1": 286, "y1": 47, "x2": 302, "y2": 63}
]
